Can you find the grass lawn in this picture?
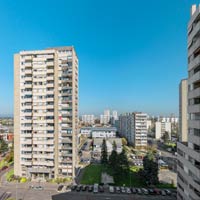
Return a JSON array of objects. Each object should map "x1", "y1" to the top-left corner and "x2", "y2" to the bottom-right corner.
[
  {"x1": 80, "y1": 164, "x2": 110, "y2": 185},
  {"x1": 6, "y1": 168, "x2": 14, "y2": 181},
  {"x1": 157, "y1": 183, "x2": 176, "y2": 189},
  {"x1": 0, "y1": 159, "x2": 8, "y2": 169},
  {"x1": 114, "y1": 166, "x2": 145, "y2": 187},
  {"x1": 80, "y1": 164, "x2": 145, "y2": 187},
  {"x1": 165, "y1": 142, "x2": 176, "y2": 148}
]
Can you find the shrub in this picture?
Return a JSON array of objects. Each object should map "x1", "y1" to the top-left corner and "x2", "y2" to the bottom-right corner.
[{"x1": 20, "y1": 177, "x2": 27, "y2": 183}]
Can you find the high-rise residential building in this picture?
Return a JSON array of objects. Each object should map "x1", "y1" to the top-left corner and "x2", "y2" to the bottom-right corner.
[
  {"x1": 81, "y1": 114, "x2": 95, "y2": 125},
  {"x1": 179, "y1": 79, "x2": 188, "y2": 142},
  {"x1": 104, "y1": 109, "x2": 110, "y2": 116},
  {"x1": 177, "y1": 5, "x2": 200, "y2": 200},
  {"x1": 118, "y1": 112, "x2": 147, "y2": 148},
  {"x1": 112, "y1": 110, "x2": 118, "y2": 120},
  {"x1": 155, "y1": 121, "x2": 171, "y2": 140},
  {"x1": 14, "y1": 47, "x2": 78, "y2": 180},
  {"x1": 100, "y1": 109, "x2": 111, "y2": 125}
]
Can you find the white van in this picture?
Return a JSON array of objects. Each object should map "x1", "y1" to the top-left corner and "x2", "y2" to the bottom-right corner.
[{"x1": 93, "y1": 183, "x2": 99, "y2": 193}]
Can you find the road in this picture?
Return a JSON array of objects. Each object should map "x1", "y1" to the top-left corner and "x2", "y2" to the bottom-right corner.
[
  {"x1": 0, "y1": 185, "x2": 177, "y2": 200},
  {"x1": 52, "y1": 191, "x2": 176, "y2": 200}
]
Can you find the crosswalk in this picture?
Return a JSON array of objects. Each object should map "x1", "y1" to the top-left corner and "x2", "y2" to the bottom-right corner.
[{"x1": 0, "y1": 191, "x2": 12, "y2": 200}]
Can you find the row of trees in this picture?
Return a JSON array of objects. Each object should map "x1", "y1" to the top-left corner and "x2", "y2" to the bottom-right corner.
[
  {"x1": 140, "y1": 151, "x2": 159, "y2": 186},
  {"x1": 100, "y1": 138, "x2": 159, "y2": 186},
  {"x1": 101, "y1": 139, "x2": 129, "y2": 176}
]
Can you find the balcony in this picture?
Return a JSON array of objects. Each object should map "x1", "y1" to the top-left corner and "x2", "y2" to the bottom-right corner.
[
  {"x1": 46, "y1": 61, "x2": 54, "y2": 66},
  {"x1": 60, "y1": 152, "x2": 72, "y2": 157},
  {"x1": 21, "y1": 139, "x2": 32, "y2": 145},
  {"x1": 21, "y1": 147, "x2": 32, "y2": 152},
  {"x1": 61, "y1": 138, "x2": 72, "y2": 143},
  {"x1": 24, "y1": 77, "x2": 32, "y2": 81},
  {"x1": 24, "y1": 62, "x2": 32, "y2": 67},
  {"x1": 188, "y1": 88, "x2": 200, "y2": 99},
  {"x1": 189, "y1": 55, "x2": 200, "y2": 71},
  {"x1": 61, "y1": 145, "x2": 72, "y2": 150},
  {"x1": 46, "y1": 76, "x2": 54, "y2": 81},
  {"x1": 21, "y1": 161, "x2": 32, "y2": 166}
]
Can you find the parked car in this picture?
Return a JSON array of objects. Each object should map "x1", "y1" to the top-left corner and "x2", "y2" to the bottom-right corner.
[
  {"x1": 136, "y1": 188, "x2": 142, "y2": 195},
  {"x1": 141, "y1": 188, "x2": 149, "y2": 195},
  {"x1": 126, "y1": 187, "x2": 131, "y2": 194},
  {"x1": 120, "y1": 187, "x2": 126, "y2": 193},
  {"x1": 115, "y1": 186, "x2": 120, "y2": 193},
  {"x1": 148, "y1": 189, "x2": 154, "y2": 195},
  {"x1": 165, "y1": 189, "x2": 171, "y2": 195},
  {"x1": 35, "y1": 186, "x2": 43, "y2": 191},
  {"x1": 99, "y1": 186, "x2": 104, "y2": 192},
  {"x1": 161, "y1": 190, "x2": 166, "y2": 196},
  {"x1": 131, "y1": 188, "x2": 137, "y2": 194},
  {"x1": 154, "y1": 188, "x2": 161, "y2": 195},
  {"x1": 93, "y1": 183, "x2": 99, "y2": 193},
  {"x1": 109, "y1": 186, "x2": 115, "y2": 193},
  {"x1": 65, "y1": 185, "x2": 71, "y2": 192},
  {"x1": 71, "y1": 185, "x2": 77, "y2": 191},
  {"x1": 1, "y1": 166, "x2": 8, "y2": 171},
  {"x1": 76, "y1": 185, "x2": 81, "y2": 192},
  {"x1": 88, "y1": 185, "x2": 93, "y2": 192},
  {"x1": 82, "y1": 185, "x2": 87, "y2": 191}
]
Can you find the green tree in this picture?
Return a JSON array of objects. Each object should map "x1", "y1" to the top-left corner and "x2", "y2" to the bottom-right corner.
[
  {"x1": 101, "y1": 138, "x2": 108, "y2": 165},
  {"x1": 162, "y1": 131, "x2": 170, "y2": 143},
  {"x1": 109, "y1": 148, "x2": 120, "y2": 175},
  {"x1": 121, "y1": 138, "x2": 127, "y2": 146},
  {"x1": 142, "y1": 151, "x2": 159, "y2": 186},
  {"x1": 119, "y1": 148, "x2": 129, "y2": 172},
  {"x1": 0, "y1": 139, "x2": 8, "y2": 153},
  {"x1": 112, "y1": 141, "x2": 117, "y2": 151}
]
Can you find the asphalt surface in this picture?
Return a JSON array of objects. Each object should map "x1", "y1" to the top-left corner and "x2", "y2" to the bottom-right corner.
[
  {"x1": 52, "y1": 191, "x2": 177, "y2": 200},
  {"x1": 0, "y1": 184, "x2": 177, "y2": 200}
]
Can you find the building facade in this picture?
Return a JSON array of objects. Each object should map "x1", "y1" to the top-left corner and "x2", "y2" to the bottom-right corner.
[
  {"x1": 100, "y1": 109, "x2": 111, "y2": 124},
  {"x1": 14, "y1": 47, "x2": 78, "y2": 180},
  {"x1": 80, "y1": 127, "x2": 117, "y2": 138},
  {"x1": 179, "y1": 79, "x2": 188, "y2": 142},
  {"x1": 155, "y1": 121, "x2": 171, "y2": 140},
  {"x1": 118, "y1": 112, "x2": 147, "y2": 148},
  {"x1": 177, "y1": 5, "x2": 200, "y2": 200},
  {"x1": 81, "y1": 114, "x2": 95, "y2": 125}
]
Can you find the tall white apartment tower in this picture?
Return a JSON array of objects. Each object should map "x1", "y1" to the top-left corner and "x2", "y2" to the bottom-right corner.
[
  {"x1": 177, "y1": 5, "x2": 200, "y2": 200},
  {"x1": 118, "y1": 112, "x2": 147, "y2": 149},
  {"x1": 14, "y1": 47, "x2": 78, "y2": 180},
  {"x1": 179, "y1": 79, "x2": 188, "y2": 142}
]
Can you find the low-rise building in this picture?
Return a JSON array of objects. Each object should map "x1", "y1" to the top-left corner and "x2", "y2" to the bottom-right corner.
[
  {"x1": 80, "y1": 127, "x2": 117, "y2": 138},
  {"x1": 92, "y1": 138, "x2": 122, "y2": 161}
]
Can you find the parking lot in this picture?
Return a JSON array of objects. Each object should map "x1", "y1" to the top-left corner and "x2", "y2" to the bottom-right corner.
[
  {"x1": 0, "y1": 182, "x2": 177, "y2": 200},
  {"x1": 52, "y1": 190, "x2": 177, "y2": 200},
  {"x1": 54, "y1": 184, "x2": 177, "y2": 200}
]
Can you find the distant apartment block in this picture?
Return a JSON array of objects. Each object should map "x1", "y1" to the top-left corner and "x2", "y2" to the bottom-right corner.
[
  {"x1": 177, "y1": 5, "x2": 200, "y2": 200},
  {"x1": 155, "y1": 121, "x2": 171, "y2": 140},
  {"x1": 179, "y1": 79, "x2": 188, "y2": 142},
  {"x1": 100, "y1": 110, "x2": 111, "y2": 125},
  {"x1": 112, "y1": 110, "x2": 118, "y2": 120},
  {"x1": 14, "y1": 47, "x2": 78, "y2": 180},
  {"x1": 81, "y1": 114, "x2": 95, "y2": 125},
  {"x1": 146, "y1": 120, "x2": 152, "y2": 131},
  {"x1": 80, "y1": 127, "x2": 116, "y2": 138},
  {"x1": 118, "y1": 112, "x2": 147, "y2": 148}
]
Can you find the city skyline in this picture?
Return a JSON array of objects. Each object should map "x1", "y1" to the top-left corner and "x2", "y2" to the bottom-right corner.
[{"x1": 1, "y1": 0, "x2": 198, "y2": 116}]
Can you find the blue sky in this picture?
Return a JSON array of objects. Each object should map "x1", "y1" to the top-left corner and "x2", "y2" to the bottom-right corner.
[{"x1": 0, "y1": 0, "x2": 198, "y2": 117}]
